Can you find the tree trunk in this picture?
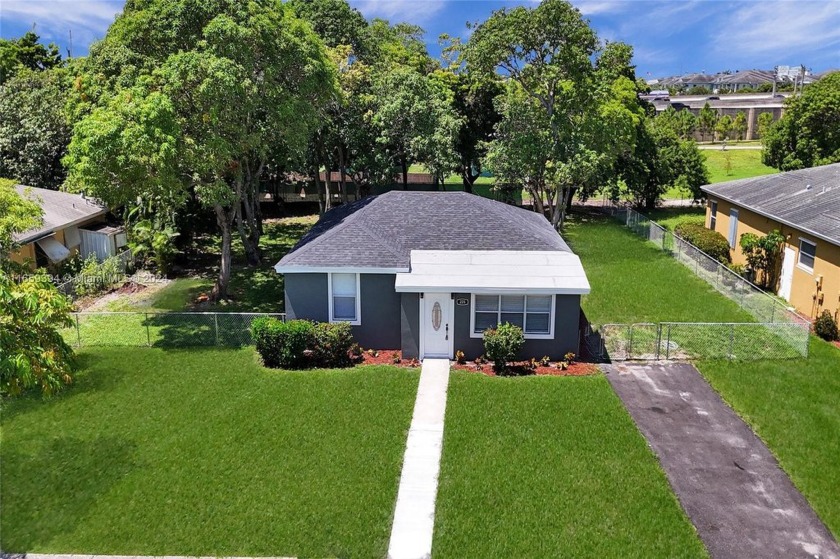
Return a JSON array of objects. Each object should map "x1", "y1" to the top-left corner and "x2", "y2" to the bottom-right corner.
[
  {"x1": 323, "y1": 161, "x2": 333, "y2": 211},
  {"x1": 313, "y1": 165, "x2": 325, "y2": 215},
  {"x1": 212, "y1": 204, "x2": 235, "y2": 301},
  {"x1": 339, "y1": 147, "x2": 348, "y2": 204},
  {"x1": 462, "y1": 166, "x2": 480, "y2": 194},
  {"x1": 401, "y1": 156, "x2": 408, "y2": 190},
  {"x1": 237, "y1": 162, "x2": 262, "y2": 267}
]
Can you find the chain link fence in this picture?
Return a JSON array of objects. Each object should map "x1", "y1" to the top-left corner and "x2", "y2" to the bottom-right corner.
[
  {"x1": 63, "y1": 312, "x2": 286, "y2": 348},
  {"x1": 595, "y1": 206, "x2": 811, "y2": 360},
  {"x1": 586, "y1": 321, "x2": 808, "y2": 361}
]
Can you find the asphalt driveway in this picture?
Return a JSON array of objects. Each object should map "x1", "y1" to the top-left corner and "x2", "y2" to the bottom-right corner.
[{"x1": 605, "y1": 362, "x2": 839, "y2": 559}]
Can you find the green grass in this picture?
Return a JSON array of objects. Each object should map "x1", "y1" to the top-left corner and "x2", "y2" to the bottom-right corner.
[
  {"x1": 433, "y1": 373, "x2": 707, "y2": 558},
  {"x1": 644, "y1": 207, "x2": 707, "y2": 231},
  {"x1": 564, "y1": 212, "x2": 752, "y2": 324},
  {"x1": 698, "y1": 337, "x2": 840, "y2": 539},
  {"x1": 703, "y1": 149, "x2": 776, "y2": 184},
  {"x1": 0, "y1": 347, "x2": 418, "y2": 557}
]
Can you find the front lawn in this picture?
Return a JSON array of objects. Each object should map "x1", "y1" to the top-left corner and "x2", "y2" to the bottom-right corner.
[
  {"x1": 1, "y1": 347, "x2": 418, "y2": 557},
  {"x1": 698, "y1": 337, "x2": 840, "y2": 539},
  {"x1": 564, "y1": 212, "x2": 752, "y2": 324},
  {"x1": 432, "y1": 373, "x2": 707, "y2": 558}
]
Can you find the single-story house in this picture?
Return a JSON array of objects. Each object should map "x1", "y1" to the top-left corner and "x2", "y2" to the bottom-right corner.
[
  {"x1": 10, "y1": 185, "x2": 124, "y2": 269},
  {"x1": 701, "y1": 163, "x2": 840, "y2": 321},
  {"x1": 274, "y1": 191, "x2": 590, "y2": 360}
]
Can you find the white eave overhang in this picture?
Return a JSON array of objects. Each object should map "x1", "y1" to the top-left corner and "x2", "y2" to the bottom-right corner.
[{"x1": 394, "y1": 250, "x2": 591, "y2": 295}]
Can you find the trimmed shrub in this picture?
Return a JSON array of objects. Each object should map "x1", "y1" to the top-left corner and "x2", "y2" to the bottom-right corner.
[
  {"x1": 483, "y1": 323, "x2": 525, "y2": 375},
  {"x1": 674, "y1": 222, "x2": 732, "y2": 263},
  {"x1": 814, "y1": 310, "x2": 839, "y2": 342},
  {"x1": 311, "y1": 321, "x2": 355, "y2": 368},
  {"x1": 251, "y1": 317, "x2": 313, "y2": 369}
]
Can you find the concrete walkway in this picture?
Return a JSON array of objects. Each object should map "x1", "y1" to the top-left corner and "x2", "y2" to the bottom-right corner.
[
  {"x1": 387, "y1": 359, "x2": 451, "y2": 559},
  {"x1": 605, "y1": 362, "x2": 839, "y2": 559}
]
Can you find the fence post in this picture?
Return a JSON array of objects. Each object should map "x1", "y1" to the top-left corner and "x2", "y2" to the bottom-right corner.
[
  {"x1": 145, "y1": 312, "x2": 151, "y2": 347},
  {"x1": 214, "y1": 313, "x2": 220, "y2": 346},
  {"x1": 628, "y1": 325, "x2": 634, "y2": 360},
  {"x1": 75, "y1": 313, "x2": 81, "y2": 348},
  {"x1": 655, "y1": 323, "x2": 662, "y2": 360},
  {"x1": 665, "y1": 324, "x2": 672, "y2": 360},
  {"x1": 770, "y1": 303, "x2": 775, "y2": 323},
  {"x1": 729, "y1": 324, "x2": 735, "y2": 360}
]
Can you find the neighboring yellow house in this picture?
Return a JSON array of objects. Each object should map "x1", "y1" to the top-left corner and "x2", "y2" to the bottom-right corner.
[
  {"x1": 701, "y1": 163, "x2": 840, "y2": 321},
  {"x1": 10, "y1": 185, "x2": 109, "y2": 270}
]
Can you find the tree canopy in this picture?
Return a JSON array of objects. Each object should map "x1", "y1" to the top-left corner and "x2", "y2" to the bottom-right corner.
[
  {"x1": 0, "y1": 31, "x2": 62, "y2": 84},
  {"x1": 763, "y1": 72, "x2": 840, "y2": 170}
]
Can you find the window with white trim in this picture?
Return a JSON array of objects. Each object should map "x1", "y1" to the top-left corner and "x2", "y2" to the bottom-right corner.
[
  {"x1": 472, "y1": 294, "x2": 553, "y2": 338},
  {"x1": 728, "y1": 208, "x2": 739, "y2": 248},
  {"x1": 329, "y1": 273, "x2": 360, "y2": 324},
  {"x1": 709, "y1": 200, "x2": 717, "y2": 230},
  {"x1": 798, "y1": 239, "x2": 816, "y2": 272}
]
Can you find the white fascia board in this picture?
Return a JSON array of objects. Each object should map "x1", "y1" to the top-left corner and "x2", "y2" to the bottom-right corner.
[{"x1": 274, "y1": 264, "x2": 409, "y2": 274}]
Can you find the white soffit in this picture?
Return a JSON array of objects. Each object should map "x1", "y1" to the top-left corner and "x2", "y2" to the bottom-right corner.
[
  {"x1": 395, "y1": 250, "x2": 591, "y2": 294},
  {"x1": 35, "y1": 236, "x2": 71, "y2": 263}
]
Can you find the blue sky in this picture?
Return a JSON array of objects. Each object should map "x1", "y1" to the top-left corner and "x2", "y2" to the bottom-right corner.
[{"x1": 1, "y1": 0, "x2": 838, "y2": 77}]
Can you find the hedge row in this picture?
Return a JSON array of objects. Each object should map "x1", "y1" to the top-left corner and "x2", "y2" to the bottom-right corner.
[
  {"x1": 251, "y1": 318, "x2": 355, "y2": 369},
  {"x1": 674, "y1": 222, "x2": 732, "y2": 263}
]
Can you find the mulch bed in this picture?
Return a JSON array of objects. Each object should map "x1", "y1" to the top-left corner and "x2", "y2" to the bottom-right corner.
[
  {"x1": 452, "y1": 360, "x2": 599, "y2": 377},
  {"x1": 114, "y1": 281, "x2": 148, "y2": 295},
  {"x1": 357, "y1": 350, "x2": 599, "y2": 377}
]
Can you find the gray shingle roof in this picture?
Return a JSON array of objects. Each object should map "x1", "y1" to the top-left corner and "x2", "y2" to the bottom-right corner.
[
  {"x1": 701, "y1": 163, "x2": 840, "y2": 246},
  {"x1": 276, "y1": 191, "x2": 571, "y2": 270},
  {"x1": 13, "y1": 185, "x2": 107, "y2": 244}
]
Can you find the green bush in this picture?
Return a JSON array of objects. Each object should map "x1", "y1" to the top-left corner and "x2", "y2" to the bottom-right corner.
[
  {"x1": 251, "y1": 318, "x2": 313, "y2": 369},
  {"x1": 483, "y1": 323, "x2": 525, "y2": 375},
  {"x1": 74, "y1": 253, "x2": 126, "y2": 297},
  {"x1": 311, "y1": 322, "x2": 354, "y2": 368},
  {"x1": 251, "y1": 318, "x2": 357, "y2": 369},
  {"x1": 814, "y1": 311, "x2": 839, "y2": 342},
  {"x1": 674, "y1": 222, "x2": 732, "y2": 263}
]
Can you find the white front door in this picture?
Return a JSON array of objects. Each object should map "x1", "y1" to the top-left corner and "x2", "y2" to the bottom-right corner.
[
  {"x1": 778, "y1": 246, "x2": 796, "y2": 301},
  {"x1": 421, "y1": 293, "x2": 452, "y2": 359}
]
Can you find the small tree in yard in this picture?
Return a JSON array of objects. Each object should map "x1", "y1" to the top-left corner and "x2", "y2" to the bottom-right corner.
[
  {"x1": 739, "y1": 230, "x2": 785, "y2": 289},
  {"x1": 715, "y1": 114, "x2": 732, "y2": 142},
  {"x1": 483, "y1": 323, "x2": 525, "y2": 375}
]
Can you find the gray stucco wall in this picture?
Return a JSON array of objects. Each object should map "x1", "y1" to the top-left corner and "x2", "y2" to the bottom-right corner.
[
  {"x1": 400, "y1": 293, "x2": 420, "y2": 359},
  {"x1": 452, "y1": 293, "x2": 581, "y2": 360},
  {"x1": 283, "y1": 272, "x2": 401, "y2": 350}
]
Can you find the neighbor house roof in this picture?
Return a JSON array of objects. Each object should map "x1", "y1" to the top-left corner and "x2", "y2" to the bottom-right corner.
[
  {"x1": 701, "y1": 163, "x2": 840, "y2": 247},
  {"x1": 12, "y1": 185, "x2": 107, "y2": 244},
  {"x1": 275, "y1": 191, "x2": 572, "y2": 272}
]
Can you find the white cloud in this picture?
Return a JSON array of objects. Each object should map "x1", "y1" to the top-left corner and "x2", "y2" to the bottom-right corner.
[
  {"x1": 350, "y1": 0, "x2": 447, "y2": 25},
  {"x1": 572, "y1": 0, "x2": 627, "y2": 16},
  {"x1": 0, "y1": 0, "x2": 122, "y2": 52},
  {"x1": 713, "y1": 1, "x2": 840, "y2": 58}
]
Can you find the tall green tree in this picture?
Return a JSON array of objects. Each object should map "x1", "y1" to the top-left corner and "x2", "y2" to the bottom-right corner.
[
  {"x1": 756, "y1": 111, "x2": 774, "y2": 140},
  {"x1": 0, "y1": 68, "x2": 73, "y2": 189},
  {"x1": 732, "y1": 111, "x2": 748, "y2": 141},
  {"x1": 65, "y1": 0, "x2": 337, "y2": 298},
  {"x1": 467, "y1": 0, "x2": 642, "y2": 228},
  {"x1": 698, "y1": 103, "x2": 717, "y2": 142},
  {"x1": 763, "y1": 72, "x2": 840, "y2": 170},
  {"x1": 0, "y1": 31, "x2": 62, "y2": 84},
  {"x1": 0, "y1": 179, "x2": 42, "y2": 256},
  {"x1": 715, "y1": 114, "x2": 732, "y2": 142}
]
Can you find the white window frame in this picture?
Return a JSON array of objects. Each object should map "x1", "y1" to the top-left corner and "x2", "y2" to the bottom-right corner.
[
  {"x1": 797, "y1": 238, "x2": 816, "y2": 273},
  {"x1": 708, "y1": 200, "x2": 717, "y2": 230},
  {"x1": 328, "y1": 272, "x2": 361, "y2": 325},
  {"x1": 728, "y1": 208, "x2": 739, "y2": 248},
  {"x1": 469, "y1": 294, "x2": 555, "y2": 340}
]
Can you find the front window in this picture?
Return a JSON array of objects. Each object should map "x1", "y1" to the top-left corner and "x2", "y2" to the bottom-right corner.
[
  {"x1": 798, "y1": 239, "x2": 816, "y2": 272},
  {"x1": 472, "y1": 294, "x2": 553, "y2": 338},
  {"x1": 330, "y1": 273, "x2": 360, "y2": 324}
]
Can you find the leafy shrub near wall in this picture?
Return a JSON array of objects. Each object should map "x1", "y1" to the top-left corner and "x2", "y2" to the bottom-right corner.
[
  {"x1": 251, "y1": 318, "x2": 313, "y2": 369},
  {"x1": 483, "y1": 323, "x2": 525, "y2": 375},
  {"x1": 814, "y1": 310, "x2": 839, "y2": 342},
  {"x1": 311, "y1": 322, "x2": 354, "y2": 368},
  {"x1": 674, "y1": 222, "x2": 732, "y2": 263},
  {"x1": 75, "y1": 254, "x2": 126, "y2": 297},
  {"x1": 251, "y1": 318, "x2": 356, "y2": 369}
]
